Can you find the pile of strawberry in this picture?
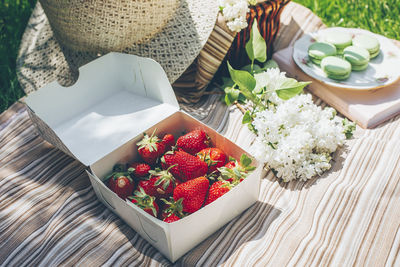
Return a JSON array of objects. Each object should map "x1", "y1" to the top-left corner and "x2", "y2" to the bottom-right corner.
[{"x1": 104, "y1": 129, "x2": 255, "y2": 223}]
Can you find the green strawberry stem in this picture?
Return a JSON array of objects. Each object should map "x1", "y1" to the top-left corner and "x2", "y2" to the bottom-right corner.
[
  {"x1": 161, "y1": 197, "x2": 184, "y2": 218},
  {"x1": 149, "y1": 165, "x2": 177, "y2": 190},
  {"x1": 104, "y1": 169, "x2": 134, "y2": 183},
  {"x1": 130, "y1": 187, "x2": 158, "y2": 217},
  {"x1": 137, "y1": 129, "x2": 160, "y2": 152}
]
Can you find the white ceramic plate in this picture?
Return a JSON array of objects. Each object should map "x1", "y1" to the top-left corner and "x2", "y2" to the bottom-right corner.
[{"x1": 293, "y1": 27, "x2": 400, "y2": 90}]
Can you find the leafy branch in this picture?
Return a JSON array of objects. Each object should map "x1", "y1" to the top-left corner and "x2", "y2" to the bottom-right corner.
[{"x1": 221, "y1": 19, "x2": 311, "y2": 131}]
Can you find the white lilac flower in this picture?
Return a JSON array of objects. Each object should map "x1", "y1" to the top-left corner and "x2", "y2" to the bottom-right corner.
[
  {"x1": 226, "y1": 18, "x2": 248, "y2": 32},
  {"x1": 254, "y1": 68, "x2": 287, "y2": 93},
  {"x1": 219, "y1": 0, "x2": 253, "y2": 32},
  {"x1": 250, "y1": 93, "x2": 346, "y2": 182}
]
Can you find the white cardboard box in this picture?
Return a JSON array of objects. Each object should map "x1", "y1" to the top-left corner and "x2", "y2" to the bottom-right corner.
[{"x1": 25, "y1": 53, "x2": 262, "y2": 262}]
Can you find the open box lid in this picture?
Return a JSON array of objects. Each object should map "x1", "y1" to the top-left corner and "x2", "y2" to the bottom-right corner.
[{"x1": 25, "y1": 53, "x2": 179, "y2": 166}]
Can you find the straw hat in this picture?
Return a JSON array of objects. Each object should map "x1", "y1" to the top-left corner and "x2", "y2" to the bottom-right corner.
[{"x1": 17, "y1": 0, "x2": 219, "y2": 94}]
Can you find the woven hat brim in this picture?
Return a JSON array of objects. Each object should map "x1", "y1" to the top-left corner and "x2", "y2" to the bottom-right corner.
[{"x1": 17, "y1": 0, "x2": 219, "y2": 95}]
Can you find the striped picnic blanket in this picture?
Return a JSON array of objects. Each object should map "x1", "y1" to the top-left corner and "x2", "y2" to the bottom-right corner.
[
  {"x1": 2, "y1": 93, "x2": 400, "y2": 266},
  {"x1": 2, "y1": 2, "x2": 400, "y2": 266}
]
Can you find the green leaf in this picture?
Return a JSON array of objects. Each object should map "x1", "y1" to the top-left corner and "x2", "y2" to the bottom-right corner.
[
  {"x1": 233, "y1": 168, "x2": 242, "y2": 177},
  {"x1": 241, "y1": 64, "x2": 262, "y2": 74},
  {"x1": 242, "y1": 110, "x2": 252, "y2": 124},
  {"x1": 224, "y1": 86, "x2": 240, "y2": 106},
  {"x1": 227, "y1": 62, "x2": 257, "y2": 102},
  {"x1": 247, "y1": 123, "x2": 257, "y2": 134},
  {"x1": 240, "y1": 154, "x2": 252, "y2": 167},
  {"x1": 245, "y1": 19, "x2": 267, "y2": 63},
  {"x1": 275, "y1": 79, "x2": 311, "y2": 100},
  {"x1": 219, "y1": 167, "x2": 235, "y2": 179},
  {"x1": 245, "y1": 166, "x2": 256, "y2": 172},
  {"x1": 224, "y1": 94, "x2": 232, "y2": 106},
  {"x1": 263, "y1": 59, "x2": 279, "y2": 70},
  {"x1": 238, "y1": 94, "x2": 247, "y2": 103},
  {"x1": 221, "y1": 76, "x2": 235, "y2": 88}
]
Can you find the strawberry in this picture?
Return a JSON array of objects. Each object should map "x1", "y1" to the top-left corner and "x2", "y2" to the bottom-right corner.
[
  {"x1": 160, "y1": 197, "x2": 184, "y2": 220},
  {"x1": 162, "y1": 134, "x2": 175, "y2": 152},
  {"x1": 160, "y1": 152, "x2": 180, "y2": 179},
  {"x1": 129, "y1": 187, "x2": 159, "y2": 217},
  {"x1": 163, "y1": 214, "x2": 180, "y2": 223},
  {"x1": 219, "y1": 154, "x2": 256, "y2": 184},
  {"x1": 224, "y1": 161, "x2": 236, "y2": 169},
  {"x1": 129, "y1": 162, "x2": 151, "y2": 178},
  {"x1": 105, "y1": 165, "x2": 135, "y2": 200},
  {"x1": 136, "y1": 130, "x2": 165, "y2": 165},
  {"x1": 176, "y1": 129, "x2": 209, "y2": 155},
  {"x1": 173, "y1": 176, "x2": 209, "y2": 213},
  {"x1": 138, "y1": 167, "x2": 176, "y2": 198},
  {"x1": 197, "y1": 147, "x2": 227, "y2": 174},
  {"x1": 136, "y1": 179, "x2": 157, "y2": 197},
  {"x1": 107, "y1": 174, "x2": 135, "y2": 200},
  {"x1": 205, "y1": 180, "x2": 232, "y2": 205},
  {"x1": 161, "y1": 150, "x2": 208, "y2": 182}
]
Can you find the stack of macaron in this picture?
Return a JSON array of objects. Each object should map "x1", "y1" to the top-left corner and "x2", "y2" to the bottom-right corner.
[
  {"x1": 352, "y1": 34, "x2": 381, "y2": 59},
  {"x1": 307, "y1": 29, "x2": 381, "y2": 80},
  {"x1": 308, "y1": 42, "x2": 337, "y2": 65},
  {"x1": 324, "y1": 32, "x2": 353, "y2": 55},
  {"x1": 320, "y1": 56, "x2": 352, "y2": 80},
  {"x1": 343, "y1": 46, "x2": 370, "y2": 71}
]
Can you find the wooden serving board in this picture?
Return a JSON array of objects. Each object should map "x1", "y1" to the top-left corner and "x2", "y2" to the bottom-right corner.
[{"x1": 273, "y1": 45, "x2": 400, "y2": 128}]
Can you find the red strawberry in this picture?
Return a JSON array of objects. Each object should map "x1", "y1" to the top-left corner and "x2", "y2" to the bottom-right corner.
[
  {"x1": 106, "y1": 165, "x2": 135, "y2": 200},
  {"x1": 176, "y1": 130, "x2": 209, "y2": 155},
  {"x1": 160, "y1": 152, "x2": 181, "y2": 179},
  {"x1": 225, "y1": 161, "x2": 236, "y2": 169},
  {"x1": 197, "y1": 147, "x2": 227, "y2": 174},
  {"x1": 173, "y1": 177, "x2": 209, "y2": 213},
  {"x1": 205, "y1": 180, "x2": 232, "y2": 205},
  {"x1": 129, "y1": 187, "x2": 159, "y2": 217},
  {"x1": 108, "y1": 174, "x2": 135, "y2": 200},
  {"x1": 162, "y1": 134, "x2": 175, "y2": 152},
  {"x1": 222, "y1": 161, "x2": 237, "y2": 183},
  {"x1": 138, "y1": 167, "x2": 176, "y2": 198},
  {"x1": 219, "y1": 154, "x2": 256, "y2": 184},
  {"x1": 137, "y1": 179, "x2": 157, "y2": 197},
  {"x1": 160, "y1": 197, "x2": 184, "y2": 220},
  {"x1": 163, "y1": 214, "x2": 180, "y2": 223},
  {"x1": 129, "y1": 162, "x2": 151, "y2": 178},
  {"x1": 136, "y1": 131, "x2": 165, "y2": 165},
  {"x1": 161, "y1": 150, "x2": 208, "y2": 182}
]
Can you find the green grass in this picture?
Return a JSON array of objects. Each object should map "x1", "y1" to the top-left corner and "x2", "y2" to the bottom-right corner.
[
  {"x1": 0, "y1": 0, "x2": 400, "y2": 114},
  {"x1": 293, "y1": 0, "x2": 400, "y2": 40},
  {"x1": 0, "y1": 0, "x2": 36, "y2": 113}
]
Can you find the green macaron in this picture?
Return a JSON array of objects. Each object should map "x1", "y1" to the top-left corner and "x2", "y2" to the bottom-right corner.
[
  {"x1": 343, "y1": 45, "x2": 370, "y2": 71},
  {"x1": 352, "y1": 34, "x2": 380, "y2": 59},
  {"x1": 308, "y1": 42, "x2": 337, "y2": 65},
  {"x1": 321, "y1": 56, "x2": 352, "y2": 80},
  {"x1": 324, "y1": 31, "x2": 352, "y2": 54}
]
